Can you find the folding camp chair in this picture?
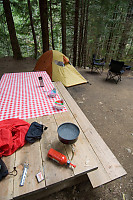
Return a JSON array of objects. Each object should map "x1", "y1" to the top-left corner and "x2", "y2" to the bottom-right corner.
[
  {"x1": 90, "y1": 54, "x2": 105, "y2": 74},
  {"x1": 106, "y1": 59, "x2": 125, "y2": 84}
]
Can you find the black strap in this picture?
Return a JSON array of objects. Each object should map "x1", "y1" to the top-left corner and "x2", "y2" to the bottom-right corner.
[{"x1": 8, "y1": 167, "x2": 17, "y2": 176}]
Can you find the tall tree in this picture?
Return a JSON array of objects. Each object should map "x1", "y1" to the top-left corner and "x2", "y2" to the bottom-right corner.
[
  {"x1": 105, "y1": 5, "x2": 118, "y2": 61},
  {"x1": 27, "y1": 0, "x2": 37, "y2": 58},
  {"x1": 49, "y1": 0, "x2": 55, "y2": 50},
  {"x1": 117, "y1": 0, "x2": 133, "y2": 59},
  {"x1": 73, "y1": 0, "x2": 79, "y2": 67},
  {"x1": 61, "y1": 0, "x2": 66, "y2": 55},
  {"x1": 77, "y1": 0, "x2": 86, "y2": 67},
  {"x1": 82, "y1": 0, "x2": 89, "y2": 68},
  {"x1": 3, "y1": 0, "x2": 22, "y2": 59},
  {"x1": 39, "y1": 0, "x2": 49, "y2": 53}
]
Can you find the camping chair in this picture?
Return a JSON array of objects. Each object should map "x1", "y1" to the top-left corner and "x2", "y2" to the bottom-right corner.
[
  {"x1": 90, "y1": 54, "x2": 105, "y2": 74},
  {"x1": 106, "y1": 59, "x2": 125, "y2": 84}
]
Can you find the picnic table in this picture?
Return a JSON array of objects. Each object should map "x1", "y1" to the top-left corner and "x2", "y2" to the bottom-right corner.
[{"x1": 0, "y1": 72, "x2": 126, "y2": 200}]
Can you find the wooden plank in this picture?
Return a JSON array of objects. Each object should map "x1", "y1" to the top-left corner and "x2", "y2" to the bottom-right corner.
[
  {"x1": 54, "y1": 110, "x2": 98, "y2": 176},
  {"x1": 38, "y1": 115, "x2": 74, "y2": 186},
  {"x1": 13, "y1": 118, "x2": 45, "y2": 198},
  {"x1": 1, "y1": 154, "x2": 15, "y2": 200},
  {"x1": 55, "y1": 82, "x2": 127, "y2": 187},
  {"x1": 14, "y1": 175, "x2": 89, "y2": 200},
  {"x1": 53, "y1": 111, "x2": 110, "y2": 187},
  {"x1": 53, "y1": 82, "x2": 111, "y2": 187}
]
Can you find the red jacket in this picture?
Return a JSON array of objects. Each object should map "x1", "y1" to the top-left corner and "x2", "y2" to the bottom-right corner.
[{"x1": 0, "y1": 118, "x2": 30, "y2": 157}]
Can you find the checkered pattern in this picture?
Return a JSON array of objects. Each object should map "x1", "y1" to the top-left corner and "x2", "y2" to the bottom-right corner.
[{"x1": 0, "y1": 71, "x2": 67, "y2": 121}]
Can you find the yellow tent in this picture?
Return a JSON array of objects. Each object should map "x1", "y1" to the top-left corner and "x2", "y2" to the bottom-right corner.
[{"x1": 34, "y1": 50, "x2": 87, "y2": 87}]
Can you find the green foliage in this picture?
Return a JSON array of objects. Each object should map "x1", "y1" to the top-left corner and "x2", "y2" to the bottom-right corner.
[
  {"x1": 0, "y1": 1, "x2": 12, "y2": 57},
  {"x1": 0, "y1": 0, "x2": 132, "y2": 64},
  {"x1": 48, "y1": 0, "x2": 62, "y2": 51}
]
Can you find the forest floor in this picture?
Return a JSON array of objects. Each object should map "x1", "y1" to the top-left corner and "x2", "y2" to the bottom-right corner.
[{"x1": 0, "y1": 57, "x2": 133, "y2": 200}]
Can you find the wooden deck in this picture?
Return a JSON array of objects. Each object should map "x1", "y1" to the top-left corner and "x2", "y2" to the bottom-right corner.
[{"x1": 0, "y1": 82, "x2": 126, "y2": 200}]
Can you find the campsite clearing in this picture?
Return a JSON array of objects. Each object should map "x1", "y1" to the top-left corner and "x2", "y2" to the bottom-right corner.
[{"x1": 0, "y1": 57, "x2": 133, "y2": 200}]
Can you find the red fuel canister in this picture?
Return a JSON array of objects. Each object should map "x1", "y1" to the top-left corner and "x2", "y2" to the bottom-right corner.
[{"x1": 48, "y1": 148, "x2": 76, "y2": 168}]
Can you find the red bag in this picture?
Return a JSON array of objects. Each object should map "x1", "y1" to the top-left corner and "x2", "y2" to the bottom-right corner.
[{"x1": 0, "y1": 118, "x2": 30, "y2": 157}]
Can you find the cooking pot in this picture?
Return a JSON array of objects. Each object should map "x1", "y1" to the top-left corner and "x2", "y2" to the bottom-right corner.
[{"x1": 57, "y1": 122, "x2": 80, "y2": 144}]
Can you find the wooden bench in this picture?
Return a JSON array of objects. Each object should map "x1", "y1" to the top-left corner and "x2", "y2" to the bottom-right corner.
[{"x1": 0, "y1": 82, "x2": 126, "y2": 200}]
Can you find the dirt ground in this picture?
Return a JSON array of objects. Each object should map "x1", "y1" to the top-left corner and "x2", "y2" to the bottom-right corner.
[{"x1": 0, "y1": 57, "x2": 133, "y2": 200}]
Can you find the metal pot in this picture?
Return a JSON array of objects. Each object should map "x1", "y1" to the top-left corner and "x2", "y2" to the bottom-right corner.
[{"x1": 57, "y1": 122, "x2": 80, "y2": 144}]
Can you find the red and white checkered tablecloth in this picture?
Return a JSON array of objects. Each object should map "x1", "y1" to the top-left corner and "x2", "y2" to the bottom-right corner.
[{"x1": 0, "y1": 71, "x2": 67, "y2": 121}]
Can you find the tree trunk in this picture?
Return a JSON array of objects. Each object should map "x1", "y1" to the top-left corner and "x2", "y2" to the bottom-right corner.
[
  {"x1": 27, "y1": 0, "x2": 37, "y2": 58},
  {"x1": 1, "y1": 17, "x2": 11, "y2": 56},
  {"x1": 39, "y1": 0, "x2": 49, "y2": 53},
  {"x1": 77, "y1": 0, "x2": 86, "y2": 67},
  {"x1": 61, "y1": 0, "x2": 66, "y2": 55},
  {"x1": 82, "y1": 0, "x2": 89, "y2": 68},
  {"x1": 126, "y1": 39, "x2": 132, "y2": 60},
  {"x1": 49, "y1": 0, "x2": 55, "y2": 50},
  {"x1": 105, "y1": 6, "x2": 118, "y2": 62},
  {"x1": 3, "y1": 0, "x2": 22, "y2": 59},
  {"x1": 117, "y1": 0, "x2": 133, "y2": 59},
  {"x1": 73, "y1": 0, "x2": 79, "y2": 67}
]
